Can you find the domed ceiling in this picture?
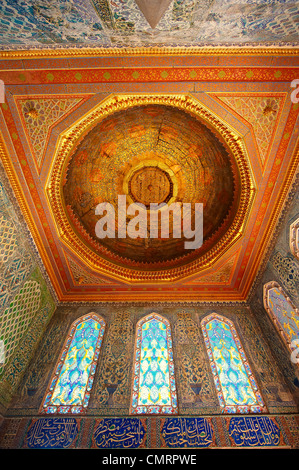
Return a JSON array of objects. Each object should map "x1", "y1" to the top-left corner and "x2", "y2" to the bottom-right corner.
[
  {"x1": 45, "y1": 94, "x2": 255, "y2": 283},
  {"x1": 62, "y1": 104, "x2": 239, "y2": 267},
  {"x1": 1, "y1": 49, "x2": 297, "y2": 301}
]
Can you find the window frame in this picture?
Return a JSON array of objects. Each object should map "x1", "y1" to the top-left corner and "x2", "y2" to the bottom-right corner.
[
  {"x1": 201, "y1": 312, "x2": 266, "y2": 414},
  {"x1": 130, "y1": 312, "x2": 178, "y2": 415},
  {"x1": 40, "y1": 312, "x2": 105, "y2": 415}
]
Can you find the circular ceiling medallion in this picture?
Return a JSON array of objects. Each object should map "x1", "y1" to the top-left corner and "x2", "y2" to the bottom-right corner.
[
  {"x1": 128, "y1": 166, "x2": 173, "y2": 207},
  {"x1": 47, "y1": 94, "x2": 255, "y2": 281}
]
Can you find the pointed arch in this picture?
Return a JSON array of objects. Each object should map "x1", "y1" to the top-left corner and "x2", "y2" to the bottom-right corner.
[
  {"x1": 40, "y1": 313, "x2": 105, "y2": 414},
  {"x1": 130, "y1": 313, "x2": 178, "y2": 415},
  {"x1": 201, "y1": 313, "x2": 266, "y2": 414},
  {"x1": 263, "y1": 281, "x2": 299, "y2": 356},
  {"x1": 290, "y1": 217, "x2": 299, "y2": 260}
]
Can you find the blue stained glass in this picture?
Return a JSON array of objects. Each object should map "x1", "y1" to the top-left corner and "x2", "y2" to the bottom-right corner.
[
  {"x1": 139, "y1": 320, "x2": 170, "y2": 405},
  {"x1": 202, "y1": 314, "x2": 265, "y2": 413},
  {"x1": 41, "y1": 315, "x2": 105, "y2": 414},
  {"x1": 131, "y1": 314, "x2": 177, "y2": 415}
]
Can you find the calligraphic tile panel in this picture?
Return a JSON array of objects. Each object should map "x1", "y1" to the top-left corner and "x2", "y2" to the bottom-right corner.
[
  {"x1": 161, "y1": 417, "x2": 214, "y2": 448},
  {"x1": 26, "y1": 418, "x2": 79, "y2": 448},
  {"x1": 2, "y1": 414, "x2": 298, "y2": 448},
  {"x1": 228, "y1": 416, "x2": 284, "y2": 447},
  {"x1": 93, "y1": 418, "x2": 146, "y2": 449}
]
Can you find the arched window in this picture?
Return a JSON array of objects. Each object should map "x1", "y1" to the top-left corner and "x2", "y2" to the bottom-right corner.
[
  {"x1": 40, "y1": 313, "x2": 105, "y2": 414},
  {"x1": 131, "y1": 313, "x2": 178, "y2": 415},
  {"x1": 290, "y1": 217, "x2": 299, "y2": 260},
  {"x1": 263, "y1": 281, "x2": 299, "y2": 354},
  {"x1": 201, "y1": 313, "x2": 266, "y2": 414}
]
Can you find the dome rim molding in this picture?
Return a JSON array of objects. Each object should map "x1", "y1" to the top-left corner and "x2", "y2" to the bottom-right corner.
[{"x1": 46, "y1": 93, "x2": 256, "y2": 283}]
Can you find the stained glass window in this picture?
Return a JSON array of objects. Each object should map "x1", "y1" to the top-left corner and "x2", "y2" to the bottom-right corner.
[
  {"x1": 201, "y1": 313, "x2": 266, "y2": 414},
  {"x1": 263, "y1": 282, "x2": 299, "y2": 350},
  {"x1": 131, "y1": 313, "x2": 178, "y2": 415},
  {"x1": 41, "y1": 313, "x2": 105, "y2": 414}
]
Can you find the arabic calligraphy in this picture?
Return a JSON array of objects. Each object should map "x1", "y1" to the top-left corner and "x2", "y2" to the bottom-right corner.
[
  {"x1": 94, "y1": 418, "x2": 146, "y2": 448},
  {"x1": 229, "y1": 416, "x2": 281, "y2": 447},
  {"x1": 27, "y1": 418, "x2": 78, "y2": 448},
  {"x1": 161, "y1": 418, "x2": 213, "y2": 448}
]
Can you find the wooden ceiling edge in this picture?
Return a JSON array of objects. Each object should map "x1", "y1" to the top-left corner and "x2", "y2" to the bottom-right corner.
[
  {"x1": 0, "y1": 132, "x2": 64, "y2": 300},
  {"x1": 56, "y1": 291, "x2": 247, "y2": 303},
  {"x1": 242, "y1": 142, "x2": 299, "y2": 301},
  {"x1": 0, "y1": 46, "x2": 298, "y2": 60}
]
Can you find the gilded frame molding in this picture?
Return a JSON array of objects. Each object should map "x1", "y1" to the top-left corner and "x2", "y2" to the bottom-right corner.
[{"x1": 0, "y1": 46, "x2": 298, "y2": 60}]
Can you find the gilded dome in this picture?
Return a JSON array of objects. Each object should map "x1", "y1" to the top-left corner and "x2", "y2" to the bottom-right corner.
[{"x1": 62, "y1": 104, "x2": 240, "y2": 268}]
